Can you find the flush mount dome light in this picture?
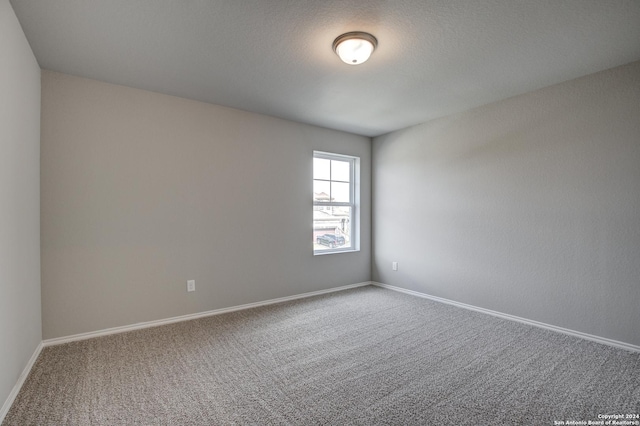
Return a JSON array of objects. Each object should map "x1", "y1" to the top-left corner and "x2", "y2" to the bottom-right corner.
[{"x1": 332, "y1": 31, "x2": 378, "y2": 65}]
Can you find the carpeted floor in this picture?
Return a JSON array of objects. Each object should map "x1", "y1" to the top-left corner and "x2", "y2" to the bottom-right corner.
[{"x1": 4, "y1": 286, "x2": 640, "y2": 425}]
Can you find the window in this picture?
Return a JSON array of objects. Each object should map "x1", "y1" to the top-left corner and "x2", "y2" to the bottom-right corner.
[{"x1": 313, "y1": 151, "x2": 359, "y2": 254}]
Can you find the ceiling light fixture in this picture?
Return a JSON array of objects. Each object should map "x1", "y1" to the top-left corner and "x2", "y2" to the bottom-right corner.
[{"x1": 332, "y1": 31, "x2": 378, "y2": 65}]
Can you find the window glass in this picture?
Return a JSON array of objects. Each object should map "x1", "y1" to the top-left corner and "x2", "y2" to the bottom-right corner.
[
  {"x1": 331, "y1": 182, "x2": 350, "y2": 203},
  {"x1": 313, "y1": 180, "x2": 330, "y2": 202},
  {"x1": 313, "y1": 158, "x2": 330, "y2": 180},
  {"x1": 331, "y1": 160, "x2": 350, "y2": 182}
]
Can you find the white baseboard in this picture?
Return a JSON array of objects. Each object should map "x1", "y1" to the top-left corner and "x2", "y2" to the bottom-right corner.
[
  {"x1": 43, "y1": 281, "x2": 373, "y2": 347},
  {"x1": 0, "y1": 341, "x2": 43, "y2": 423},
  {"x1": 372, "y1": 282, "x2": 640, "y2": 353}
]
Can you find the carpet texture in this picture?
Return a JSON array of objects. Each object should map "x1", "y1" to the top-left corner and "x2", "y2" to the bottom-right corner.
[{"x1": 4, "y1": 286, "x2": 640, "y2": 425}]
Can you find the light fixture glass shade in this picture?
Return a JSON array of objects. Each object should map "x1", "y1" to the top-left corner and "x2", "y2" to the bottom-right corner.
[{"x1": 333, "y1": 32, "x2": 377, "y2": 65}]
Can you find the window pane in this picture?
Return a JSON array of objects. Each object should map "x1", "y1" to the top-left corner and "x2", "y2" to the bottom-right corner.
[
  {"x1": 313, "y1": 158, "x2": 330, "y2": 180},
  {"x1": 313, "y1": 180, "x2": 330, "y2": 202},
  {"x1": 331, "y1": 160, "x2": 350, "y2": 182},
  {"x1": 331, "y1": 181, "x2": 350, "y2": 203},
  {"x1": 313, "y1": 206, "x2": 351, "y2": 251}
]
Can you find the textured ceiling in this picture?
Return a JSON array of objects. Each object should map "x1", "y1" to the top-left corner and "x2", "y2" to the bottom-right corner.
[{"x1": 10, "y1": 0, "x2": 640, "y2": 137}]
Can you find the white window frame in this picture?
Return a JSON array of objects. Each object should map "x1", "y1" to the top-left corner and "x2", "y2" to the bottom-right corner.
[{"x1": 313, "y1": 151, "x2": 360, "y2": 255}]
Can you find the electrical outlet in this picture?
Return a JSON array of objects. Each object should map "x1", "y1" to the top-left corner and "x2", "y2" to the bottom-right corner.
[
  {"x1": 392, "y1": 261, "x2": 398, "y2": 271},
  {"x1": 187, "y1": 280, "x2": 196, "y2": 292}
]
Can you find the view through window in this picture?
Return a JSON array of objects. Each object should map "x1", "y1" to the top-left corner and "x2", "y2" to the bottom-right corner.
[{"x1": 313, "y1": 151, "x2": 358, "y2": 254}]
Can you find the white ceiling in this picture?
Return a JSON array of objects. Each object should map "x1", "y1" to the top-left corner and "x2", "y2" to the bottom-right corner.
[{"x1": 10, "y1": 0, "x2": 640, "y2": 137}]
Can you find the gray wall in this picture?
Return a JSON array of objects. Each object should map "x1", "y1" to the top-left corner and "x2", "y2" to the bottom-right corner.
[
  {"x1": 41, "y1": 71, "x2": 371, "y2": 340},
  {"x1": 373, "y1": 61, "x2": 640, "y2": 346},
  {"x1": 0, "y1": 0, "x2": 42, "y2": 409}
]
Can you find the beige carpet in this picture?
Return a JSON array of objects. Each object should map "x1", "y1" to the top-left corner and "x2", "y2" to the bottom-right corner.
[{"x1": 4, "y1": 286, "x2": 640, "y2": 425}]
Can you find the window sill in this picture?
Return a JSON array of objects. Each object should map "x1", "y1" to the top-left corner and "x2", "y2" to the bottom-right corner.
[{"x1": 313, "y1": 248, "x2": 360, "y2": 256}]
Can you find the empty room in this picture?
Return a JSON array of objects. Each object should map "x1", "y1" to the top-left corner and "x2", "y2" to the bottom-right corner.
[{"x1": 2, "y1": 0, "x2": 639, "y2": 424}]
